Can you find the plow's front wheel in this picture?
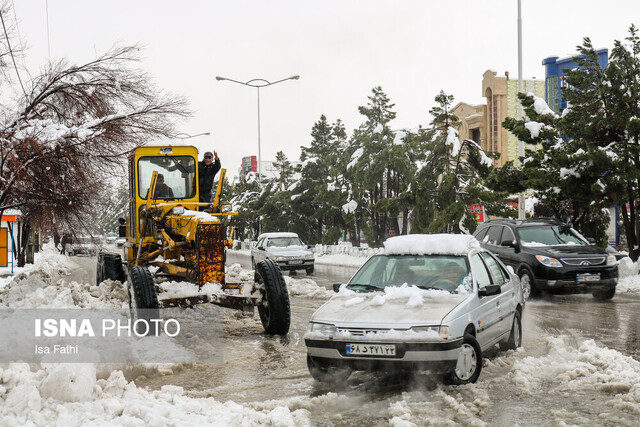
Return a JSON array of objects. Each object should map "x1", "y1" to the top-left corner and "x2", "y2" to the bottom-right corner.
[{"x1": 256, "y1": 259, "x2": 290, "y2": 335}]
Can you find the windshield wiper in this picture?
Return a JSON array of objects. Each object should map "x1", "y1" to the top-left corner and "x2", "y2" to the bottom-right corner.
[
  {"x1": 415, "y1": 285, "x2": 440, "y2": 290},
  {"x1": 346, "y1": 284, "x2": 382, "y2": 292}
]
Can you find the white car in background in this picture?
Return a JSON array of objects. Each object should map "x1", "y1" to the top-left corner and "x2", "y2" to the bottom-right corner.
[
  {"x1": 305, "y1": 234, "x2": 525, "y2": 385},
  {"x1": 251, "y1": 232, "x2": 315, "y2": 275}
]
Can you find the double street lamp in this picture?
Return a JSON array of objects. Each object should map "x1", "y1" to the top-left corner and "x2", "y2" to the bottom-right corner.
[
  {"x1": 215, "y1": 74, "x2": 300, "y2": 184},
  {"x1": 172, "y1": 132, "x2": 210, "y2": 140}
]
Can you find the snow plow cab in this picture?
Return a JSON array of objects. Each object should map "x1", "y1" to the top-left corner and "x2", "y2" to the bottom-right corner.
[{"x1": 96, "y1": 144, "x2": 290, "y2": 335}]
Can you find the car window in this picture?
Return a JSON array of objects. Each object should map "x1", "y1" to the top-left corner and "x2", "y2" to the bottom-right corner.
[
  {"x1": 470, "y1": 254, "x2": 492, "y2": 289},
  {"x1": 474, "y1": 227, "x2": 489, "y2": 241},
  {"x1": 518, "y1": 225, "x2": 587, "y2": 246},
  {"x1": 501, "y1": 227, "x2": 516, "y2": 244},
  {"x1": 266, "y1": 237, "x2": 304, "y2": 247},
  {"x1": 256, "y1": 238, "x2": 265, "y2": 248},
  {"x1": 480, "y1": 252, "x2": 507, "y2": 285},
  {"x1": 349, "y1": 255, "x2": 471, "y2": 293},
  {"x1": 486, "y1": 226, "x2": 503, "y2": 245}
]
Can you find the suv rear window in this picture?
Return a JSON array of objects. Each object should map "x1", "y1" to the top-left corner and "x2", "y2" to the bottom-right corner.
[{"x1": 518, "y1": 226, "x2": 587, "y2": 246}]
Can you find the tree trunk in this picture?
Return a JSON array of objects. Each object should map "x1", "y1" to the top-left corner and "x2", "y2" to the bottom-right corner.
[{"x1": 17, "y1": 221, "x2": 30, "y2": 267}]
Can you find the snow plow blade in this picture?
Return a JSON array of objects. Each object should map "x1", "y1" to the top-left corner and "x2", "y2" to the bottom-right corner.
[{"x1": 159, "y1": 293, "x2": 261, "y2": 309}]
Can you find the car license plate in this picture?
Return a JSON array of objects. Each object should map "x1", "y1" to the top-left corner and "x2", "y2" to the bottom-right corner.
[
  {"x1": 576, "y1": 273, "x2": 600, "y2": 282},
  {"x1": 287, "y1": 260, "x2": 303, "y2": 265},
  {"x1": 346, "y1": 343, "x2": 396, "y2": 356}
]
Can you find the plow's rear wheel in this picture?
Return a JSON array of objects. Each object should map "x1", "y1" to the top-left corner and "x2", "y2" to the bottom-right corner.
[
  {"x1": 256, "y1": 259, "x2": 290, "y2": 335},
  {"x1": 128, "y1": 266, "x2": 159, "y2": 336},
  {"x1": 96, "y1": 252, "x2": 125, "y2": 285}
]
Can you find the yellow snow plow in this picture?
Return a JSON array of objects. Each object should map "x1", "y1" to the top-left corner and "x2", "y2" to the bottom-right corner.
[{"x1": 96, "y1": 144, "x2": 290, "y2": 335}]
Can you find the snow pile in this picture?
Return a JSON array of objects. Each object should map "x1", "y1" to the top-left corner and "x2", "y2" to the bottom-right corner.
[
  {"x1": 529, "y1": 92, "x2": 558, "y2": 117},
  {"x1": 342, "y1": 199, "x2": 357, "y2": 214},
  {"x1": 511, "y1": 336, "x2": 640, "y2": 413},
  {"x1": 337, "y1": 283, "x2": 465, "y2": 309},
  {"x1": 0, "y1": 243, "x2": 127, "y2": 309},
  {"x1": 445, "y1": 126, "x2": 461, "y2": 157},
  {"x1": 157, "y1": 281, "x2": 223, "y2": 300},
  {"x1": 347, "y1": 147, "x2": 363, "y2": 169},
  {"x1": 524, "y1": 121, "x2": 545, "y2": 138},
  {"x1": 285, "y1": 277, "x2": 334, "y2": 299},
  {"x1": 615, "y1": 257, "x2": 640, "y2": 294},
  {"x1": 0, "y1": 364, "x2": 310, "y2": 425},
  {"x1": 384, "y1": 234, "x2": 480, "y2": 256},
  {"x1": 393, "y1": 130, "x2": 406, "y2": 145},
  {"x1": 618, "y1": 257, "x2": 638, "y2": 278}
]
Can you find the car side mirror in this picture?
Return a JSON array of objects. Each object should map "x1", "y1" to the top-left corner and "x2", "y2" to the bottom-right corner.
[
  {"x1": 257, "y1": 247, "x2": 265, "y2": 251},
  {"x1": 501, "y1": 239, "x2": 516, "y2": 248},
  {"x1": 478, "y1": 284, "x2": 501, "y2": 297},
  {"x1": 586, "y1": 237, "x2": 596, "y2": 244},
  {"x1": 307, "y1": 245, "x2": 312, "y2": 249},
  {"x1": 333, "y1": 283, "x2": 342, "y2": 293}
]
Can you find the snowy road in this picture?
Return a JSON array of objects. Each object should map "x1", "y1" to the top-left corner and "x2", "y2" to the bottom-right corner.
[
  {"x1": 137, "y1": 252, "x2": 640, "y2": 425},
  {"x1": 2, "y1": 247, "x2": 640, "y2": 425}
]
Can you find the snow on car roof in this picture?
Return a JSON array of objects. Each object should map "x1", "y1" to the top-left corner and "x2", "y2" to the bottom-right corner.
[
  {"x1": 384, "y1": 234, "x2": 481, "y2": 256},
  {"x1": 258, "y1": 232, "x2": 299, "y2": 240}
]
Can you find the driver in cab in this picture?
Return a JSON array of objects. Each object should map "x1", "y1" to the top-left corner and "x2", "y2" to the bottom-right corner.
[{"x1": 148, "y1": 173, "x2": 174, "y2": 199}]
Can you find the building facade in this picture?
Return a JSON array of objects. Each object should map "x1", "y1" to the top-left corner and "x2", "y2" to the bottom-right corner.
[
  {"x1": 542, "y1": 49, "x2": 608, "y2": 114},
  {"x1": 453, "y1": 70, "x2": 545, "y2": 167}
]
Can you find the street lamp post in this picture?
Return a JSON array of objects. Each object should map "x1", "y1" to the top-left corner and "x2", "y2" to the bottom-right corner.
[
  {"x1": 172, "y1": 132, "x2": 211, "y2": 140},
  {"x1": 215, "y1": 75, "x2": 299, "y2": 184}
]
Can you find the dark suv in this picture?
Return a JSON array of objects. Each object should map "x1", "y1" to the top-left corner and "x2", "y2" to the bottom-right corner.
[{"x1": 473, "y1": 219, "x2": 618, "y2": 300}]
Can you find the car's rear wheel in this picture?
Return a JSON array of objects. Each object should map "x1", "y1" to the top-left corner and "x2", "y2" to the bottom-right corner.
[
  {"x1": 518, "y1": 269, "x2": 537, "y2": 300},
  {"x1": 499, "y1": 310, "x2": 522, "y2": 351},
  {"x1": 307, "y1": 355, "x2": 352, "y2": 383},
  {"x1": 592, "y1": 287, "x2": 616, "y2": 300},
  {"x1": 306, "y1": 266, "x2": 314, "y2": 275},
  {"x1": 445, "y1": 333, "x2": 482, "y2": 385}
]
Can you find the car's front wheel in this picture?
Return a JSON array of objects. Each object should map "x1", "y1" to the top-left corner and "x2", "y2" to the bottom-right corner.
[
  {"x1": 518, "y1": 269, "x2": 537, "y2": 300},
  {"x1": 307, "y1": 355, "x2": 352, "y2": 383},
  {"x1": 445, "y1": 333, "x2": 482, "y2": 385},
  {"x1": 593, "y1": 287, "x2": 616, "y2": 300}
]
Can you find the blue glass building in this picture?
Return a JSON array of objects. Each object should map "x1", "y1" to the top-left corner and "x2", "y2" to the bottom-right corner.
[{"x1": 542, "y1": 49, "x2": 608, "y2": 114}]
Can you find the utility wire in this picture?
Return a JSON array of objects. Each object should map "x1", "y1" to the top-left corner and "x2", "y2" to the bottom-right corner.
[{"x1": 0, "y1": 7, "x2": 28, "y2": 99}]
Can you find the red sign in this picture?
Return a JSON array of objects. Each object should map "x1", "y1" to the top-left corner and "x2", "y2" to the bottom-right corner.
[{"x1": 466, "y1": 205, "x2": 485, "y2": 223}]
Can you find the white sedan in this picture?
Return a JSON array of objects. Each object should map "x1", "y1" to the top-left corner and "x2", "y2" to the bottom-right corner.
[{"x1": 304, "y1": 234, "x2": 525, "y2": 385}]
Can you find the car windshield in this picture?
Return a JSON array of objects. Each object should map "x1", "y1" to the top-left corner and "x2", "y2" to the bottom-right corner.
[
  {"x1": 138, "y1": 155, "x2": 196, "y2": 200},
  {"x1": 348, "y1": 255, "x2": 472, "y2": 293},
  {"x1": 266, "y1": 237, "x2": 304, "y2": 247},
  {"x1": 518, "y1": 226, "x2": 587, "y2": 246}
]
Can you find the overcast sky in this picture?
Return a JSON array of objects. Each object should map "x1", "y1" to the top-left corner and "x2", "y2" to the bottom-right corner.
[{"x1": 11, "y1": 1, "x2": 640, "y2": 178}]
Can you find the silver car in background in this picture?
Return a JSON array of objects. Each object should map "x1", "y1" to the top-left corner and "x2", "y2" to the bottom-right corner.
[{"x1": 251, "y1": 232, "x2": 315, "y2": 275}]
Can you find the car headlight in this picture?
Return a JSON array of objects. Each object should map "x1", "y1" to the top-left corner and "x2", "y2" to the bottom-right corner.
[
  {"x1": 309, "y1": 322, "x2": 336, "y2": 337},
  {"x1": 606, "y1": 255, "x2": 617, "y2": 266},
  {"x1": 305, "y1": 253, "x2": 314, "y2": 260},
  {"x1": 275, "y1": 256, "x2": 286, "y2": 261},
  {"x1": 411, "y1": 325, "x2": 450, "y2": 339},
  {"x1": 535, "y1": 255, "x2": 563, "y2": 268}
]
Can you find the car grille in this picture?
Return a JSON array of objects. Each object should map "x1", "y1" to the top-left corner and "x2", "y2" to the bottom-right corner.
[
  {"x1": 337, "y1": 328, "x2": 389, "y2": 336},
  {"x1": 561, "y1": 257, "x2": 606, "y2": 266}
]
